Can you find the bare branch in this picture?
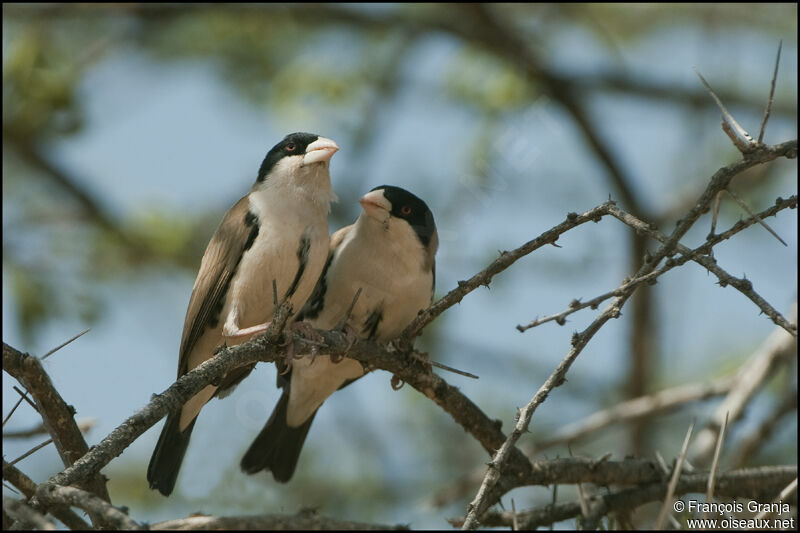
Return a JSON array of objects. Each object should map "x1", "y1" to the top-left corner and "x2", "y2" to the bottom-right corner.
[
  {"x1": 709, "y1": 190, "x2": 723, "y2": 238},
  {"x1": 2, "y1": 344, "x2": 110, "y2": 505},
  {"x1": 451, "y1": 465, "x2": 798, "y2": 529},
  {"x1": 2, "y1": 460, "x2": 90, "y2": 530},
  {"x1": 658, "y1": 419, "x2": 693, "y2": 531},
  {"x1": 36, "y1": 484, "x2": 142, "y2": 530},
  {"x1": 758, "y1": 41, "x2": 783, "y2": 144},
  {"x1": 152, "y1": 508, "x2": 409, "y2": 530},
  {"x1": 691, "y1": 304, "x2": 797, "y2": 464},
  {"x1": 2, "y1": 394, "x2": 27, "y2": 428},
  {"x1": 7, "y1": 439, "x2": 53, "y2": 467},
  {"x1": 606, "y1": 203, "x2": 797, "y2": 336},
  {"x1": 3, "y1": 496, "x2": 56, "y2": 530},
  {"x1": 532, "y1": 376, "x2": 734, "y2": 453},
  {"x1": 4, "y1": 418, "x2": 95, "y2": 440},
  {"x1": 402, "y1": 202, "x2": 616, "y2": 340},
  {"x1": 725, "y1": 188, "x2": 787, "y2": 246},
  {"x1": 462, "y1": 139, "x2": 797, "y2": 528},
  {"x1": 519, "y1": 193, "x2": 796, "y2": 335},
  {"x1": 693, "y1": 68, "x2": 755, "y2": 151},
  {"x1": 755, "y1": 477, "x2": 798, "y2": 521},
  {"x1": 730, "y1": 388, "x2": 798, "y2": 468},
  {"x1": 428, "y1": 360, "x2": 479, "y2": 380},
  {"x1": 12, "y1": 386, "x2": 38, "y2": 413},
  {"x1": 40, "y1": 328, "x2": 90, "y2": 361},
  {"x1": 704, "y1": 412, "x2": 729, "y2": 517}
]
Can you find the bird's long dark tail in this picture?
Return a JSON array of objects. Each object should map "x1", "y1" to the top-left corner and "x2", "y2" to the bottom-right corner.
[
  {"x1": 240, "y1": 390, "x2": 316, "y2": 482},
  {"x1": 147, "y1": 413, "x2": 196, "y2": 496}
]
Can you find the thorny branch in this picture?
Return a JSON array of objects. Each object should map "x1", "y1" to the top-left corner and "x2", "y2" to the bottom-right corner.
[
  {"x1": 517, "y1": 195, "x2": 797, "y2": 332},
  {"x1": 2, "y1": 344, "x2": 110, "y2": 529},
  {"x1": 531, "y1": 376, "x2": 735, "y2": 454},
  {"x1": 151, "y1": 508, "x2": 409, "y2": 530},
  {"x1": 690, "y1": 303, "x2": 798, "y2": 464},
  {"x1": 450, "y1": 466, "x2": 798, "y2": 529},
  {"x1": 459, "y1": 138, "x2": 797, "y2": 530}
]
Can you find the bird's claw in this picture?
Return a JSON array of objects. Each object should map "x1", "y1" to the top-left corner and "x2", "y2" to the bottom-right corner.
[
  {"x1": 410, "y1": 350, "x2": 433, "y2": 373},
  {"x1": 290, "y1": 321, "x2": 325, "y2": 360},
  {"x1": 331, "y1": 324, "x2": 359, "y2": 363}
]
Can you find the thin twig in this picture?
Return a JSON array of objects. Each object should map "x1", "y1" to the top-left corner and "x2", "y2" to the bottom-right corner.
[
  {"x1": 606, "y1": 203, "x2": 797, "y2": 336},
  {"x1": 691, "y1": 305, "x2": 797, "y2": 463},
  {"x1": 725, "y1": 188, "x2": 787, "y2": 246},
  {"x1": 2, "y1": 394, "x2": 27, "y2": 428},
  {"x1": 2, "y1": 344, "x2": 111, "y2": 508},
  {"x1": 335, "y1": 287, "x2": 363, "y2": 331},
  {"x1": 12, "y1": 386, "x2": 38, "y2": 412},
  {"x1": 462, "y1": 140, "x2": 797, "y2": 529},
  {"x1": 511, "y1": 498, "x2": 518, "y2": 531},
  {"x1": 455, "y1": 465, "x2": 797, "y2": 529},
  {"x1": 694, "y1": 67, "x2": 754, "y2": 149},
  {"x1": 40, "y1": 328, "x2": 90, "y2": 360},
  {"x1": 403, "y1": 202, "x2": 617, "y2": 340},
  {"x1": 3, "y1": 496, "x2": 56, "y2": 530},
  {"x1": 709, "y1": 190, "x2": 723, "y2": 238},
  {"x1": 758, "y1": 40, "x2": 782, "y2": 144},
  {"x1": 754, "y1": 477, "x2": 797, "y2": 521},
  {"x1": 655, "y1": 419, "x2": 695, "y2": 530},
  {"x1": 655, "y1": 451, "x2": 671, "y2": 476},
  {"x1": 8, "y1": 438, "x2": 53, "y2": 466},
  {"x1": 151, "y1": 509, "x2": 409, "y2": 530},
  {"x1": 730, "y1": 388, "x2": 797, "y2": 468},
  {"x1": 4, "y1": 418, "x2": 96, "y2": 439},
  {"x1": 519, "y1": 196, "x2": 797, "y2": 334},
  {"x1": 2, "y1": 459, "x2": 91, "y2": 530},
  {"x1": 36, "y1": 484, "x2": 143, "y2": 530},
  {"x1": 704, "y1": 412, "x2": 729, "y2": 518},
  {"x1": 533, "y1": 376, "x2": 733, "y2": 453},
  {"x1": 429, "y1": 360, "x2": 479, "y2": 379}
]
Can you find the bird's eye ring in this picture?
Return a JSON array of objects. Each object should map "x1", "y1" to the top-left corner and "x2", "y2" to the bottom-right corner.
[
  {"x1": 286, "y1": 143, "x2": 296, "y2": 152},
  {"x1": 401, "y1": 205, "x2": 412, "y2": 215}
]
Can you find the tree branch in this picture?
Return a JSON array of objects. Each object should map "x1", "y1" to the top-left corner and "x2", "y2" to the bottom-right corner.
[
  {"x1": 606, "y1": 203, "x2": 797, "y2": 336},
  {"x1": 691, "y1": 304, "x2": 798, "y2": 464},
  {"x1": 402, "y1": 202, "x2": 616, "y2": 339},
  {"x1": 3, "y1": 496, "x2": 55, "y2": 531},
  {"x1": 532, "y1": 377, "x2": 734, "y2": 453},
  {"x1": 451, "y1": 465, "x2": 798, "y2": 529},
  {"x1": 152, "y1": 508, "x2": 408, "y2": 530},
  {"x1": 36, "y1": 485, "x2": 141, "y2": 530},
  {"x1": 518, "y1": 195, "x2": 797, "y2": 332},
  {"x1": 460, "y1": 139, "x2": 797, "y2": 529},
  {"x1": 2, "y1": 460, "x2": 89, "y2": 531},
  {"x1": 2, "y1": 344, "x2": 110, "y2": 505}
]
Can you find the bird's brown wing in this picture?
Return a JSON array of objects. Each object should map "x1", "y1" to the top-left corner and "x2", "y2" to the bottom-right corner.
[{"x1": 177, "y1": 195, "x2": 257, "y2": 376}]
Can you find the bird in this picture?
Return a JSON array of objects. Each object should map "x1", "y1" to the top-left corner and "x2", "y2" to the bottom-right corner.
[
  {"x1": 240, "y1": 185, "x2": 438, "y2": 482},
  {"x1": 147, "y1": 132, "x2": 340, "y2": 496}
]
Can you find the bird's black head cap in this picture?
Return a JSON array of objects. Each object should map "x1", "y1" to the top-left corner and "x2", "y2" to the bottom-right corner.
[
  {"x1": 371, "y1": 185, "x2": 436, "y2": 248},
  {"x1": 257, "y1": 132, "x2": 320, "y2": 182}
]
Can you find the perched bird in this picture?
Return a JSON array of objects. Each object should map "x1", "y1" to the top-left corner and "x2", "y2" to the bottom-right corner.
[
  {"x1": 240, "y1": 185, "x2": 438, "y2": 482},
  {"x1": 147, "y1": 132, "x2": 339, "y2": 496}
]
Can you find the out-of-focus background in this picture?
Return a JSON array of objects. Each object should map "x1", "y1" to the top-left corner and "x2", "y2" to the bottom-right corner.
[{"x1": 2, "y1": 4, "x2": 796, "y2": 528}]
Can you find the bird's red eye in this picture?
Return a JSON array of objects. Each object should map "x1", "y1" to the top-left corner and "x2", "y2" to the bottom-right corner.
[
  {"x1": 401, "y1": 205, "x2": 412, "y2": 216},
  {"x1": 286, "y1": 143, "x2": 296, "y2": 152}
]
